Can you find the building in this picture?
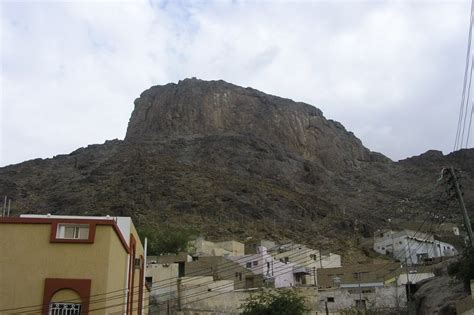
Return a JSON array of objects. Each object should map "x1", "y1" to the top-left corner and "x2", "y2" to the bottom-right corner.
[
  {"x1": 245, "y1": 239, "x2": 277, "y2": 254},
  {"x1": 317, "y1": 262, "x2": 408, "y2": 313},
  {"x1": 146, "y1": 262, "x2": 180, "y2": 314},
  {"x1": 0, "y1": 214, "x2": 149, "y2": 315},
  {"x1": 184, "y1": 255, "x2": 268, "y2": 290},
  {"x1": 373, "y1": 229, "x2": 458, "y2": 265},
  {"x1": 269, "y1": 243, "x2": 341, "y2": 286},
  {"x1": 190, "y1": 237, "x2": 245, "y2": 257},
  {"x1": 317, "y1": 262, "x2": 401, "y2": 289},
  {"x1": 229, "y1": 246, "x2": 297, "y2": 288},
  {"x1": 317, "y1": 285, "x2": 407, "y2": 313},
  {"x1": 148, "y1": 252, "x2": 193, "y2": 278}
]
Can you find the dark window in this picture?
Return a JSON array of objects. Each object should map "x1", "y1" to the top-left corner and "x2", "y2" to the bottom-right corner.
[
  {"x1": 246, "y1": 262, "x2": 252, "y2": 268},
  {"x1": 178, "y1": 262, "x2": 185, "y2": 277},
  {"x1": 327, "y1": 297, "x2": 335, "y2": 302},
  {"x1": 145, "y1": 277, "x2": 152, "y2": 287},
  {"x1": 253, "y1": 261, "x2": 258, "y2": 266}
]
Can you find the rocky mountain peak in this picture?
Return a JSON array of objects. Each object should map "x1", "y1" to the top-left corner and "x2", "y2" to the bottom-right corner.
[{"x1": 125, "y1": 78, "x2": 387, "y2": 169}]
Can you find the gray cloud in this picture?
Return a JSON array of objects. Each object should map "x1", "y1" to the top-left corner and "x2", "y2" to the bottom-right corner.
[{"x1": 0, "y1": 0, "x2": 471, "y2": 166}]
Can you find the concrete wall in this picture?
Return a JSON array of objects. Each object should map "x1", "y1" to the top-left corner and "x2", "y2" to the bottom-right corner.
[
  {"x1": 191, "y1": 238, "x2": 244, "y2": 257},
  {"x1": 317, "y1": 285, "x2": 407, "y2": 313},
  {"x1": 317, "y1": 263, "x2": 400, "y2": 289},
  {"x1": 214, "y1": 241, "x2": 245, "y2": 256},
  {"x1": 171, "y1": 284, "x2": 405, "y2": 315},
  {"x1": 147, "y1": 263, "x2": 179, "y2": 298},
  {"x1": 185, "y1": 256, "x2": 268, "y2": 290},
  {"x1": 321, "y1": 253, "x2": 342, "y2": 269},
  {"x1": 396, "y1": 273, "x2": 435, "y2": 285}
]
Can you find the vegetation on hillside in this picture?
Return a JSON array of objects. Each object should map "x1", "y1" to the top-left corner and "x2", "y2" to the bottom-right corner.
[
  {"x1": 138, "y1": 225, "x2": 197, "y2": 256},
  {"x1": 240, "y1": 290, "x2": 308, "y2": 315}
]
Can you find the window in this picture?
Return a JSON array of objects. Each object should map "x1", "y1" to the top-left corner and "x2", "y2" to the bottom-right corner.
[
  {"x1": 49, "y1": 303, "x2": 81, "y2": 315},
  {"x1": 246, "y1": 262, "x2": 252, "y2": 268},
  {"x1": 327, "y1": 297, "x2": 335, "y2": 302},
  {"x1": 253, "y1": 261, "x2": 258, "y2": 266},
  {"x1": 56, "y1": 224, "x2": 89, "y2": 240},
  {"x1": 145, "y1": 277, "x2": 152, "y2": 287}
]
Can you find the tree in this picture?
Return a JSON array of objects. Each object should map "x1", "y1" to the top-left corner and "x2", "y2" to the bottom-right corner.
[
  {"x1": 138, "y1": 225, "x2": 196, "y2": 256},
  {"x1": 240, "y1": 289, "x2": 308, "y2": 315}
]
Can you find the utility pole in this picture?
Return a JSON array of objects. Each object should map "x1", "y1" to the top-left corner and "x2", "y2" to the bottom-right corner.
[
  {"x1": 405, "y1": 256, "x2": 414, "y2": 315},
  {"x1": 2, "y1": 196, "x2": 6, "y2": 217},
  {"x1": 448, "y1": 166, "x2": 473, "y2": 246},
  {"x1": 313, "y1": 266, "x2": 318, "y2": 289},
  {"x1": 357, "y1": 271, "x2": 362, "y2": 307}
]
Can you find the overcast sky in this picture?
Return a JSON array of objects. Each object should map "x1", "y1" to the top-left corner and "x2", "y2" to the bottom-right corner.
[{"x1": 0, "y1": 0, "x2": 472, "y2": 167}]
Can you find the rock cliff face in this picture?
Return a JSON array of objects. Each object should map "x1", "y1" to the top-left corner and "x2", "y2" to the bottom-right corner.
[
  {"x1": 126, "y1": 79, "x2": 385, "y2": 169},
  {"x1": 0, "y1": 79, "x2": 472, "y2": 254}
]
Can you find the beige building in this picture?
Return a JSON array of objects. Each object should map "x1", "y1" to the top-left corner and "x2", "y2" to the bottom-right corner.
[
  {"x1": 146, "y1": 262, "x2": 180, "y2": 314},
  {"x1": 190, "y1": 237, "x2": 245, "y2": 257},
  {"x1": 185, "y1": 256, "x2": 268, "y2": 290},
  {"x1": 0, "y1": 214, "x2": 149, "y2": 315}
]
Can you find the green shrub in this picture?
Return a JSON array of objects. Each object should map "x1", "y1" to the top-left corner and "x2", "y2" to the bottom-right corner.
[
  {"x1": 240, "y1": 289, "x2": 308, "y2": 315},
  {"x1": 138, "y1": 225, "x2": 196, "y2": 255}
]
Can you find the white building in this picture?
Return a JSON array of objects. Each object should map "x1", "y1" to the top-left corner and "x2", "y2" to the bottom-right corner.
[
  {"x1": 374, "y1": 229, "x2": 458, "y2": 265},
  {"x1": 269, "y1": 243, "x2": 341, "y2": 286},
  {"x1": 229, "y1": 246, "x2": 297, "y2": 288}
]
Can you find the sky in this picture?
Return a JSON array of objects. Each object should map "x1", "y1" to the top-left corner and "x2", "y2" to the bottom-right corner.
[{"x1": 0, "y1": 0, "x2": 472, "y2": 167}]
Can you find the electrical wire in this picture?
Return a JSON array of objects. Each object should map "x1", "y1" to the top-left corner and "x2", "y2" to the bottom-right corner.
[{"x1": 454, "y1": 0, "x2": 474, "y2": 151}]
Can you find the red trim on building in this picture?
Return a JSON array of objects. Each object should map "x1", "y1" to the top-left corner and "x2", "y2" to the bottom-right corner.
[
  {"x1": 138, "y1": 254, "x2": 145, "y2": 315},
  {"x1": 0, "y1": 217, "x2": 129, "y2": 253},
  {"x1": 127, "y1": 234, "x2": 137, "y2": 315},
  {"x1": 42, "y1": 278, "x2": 91, "y2": 315}
]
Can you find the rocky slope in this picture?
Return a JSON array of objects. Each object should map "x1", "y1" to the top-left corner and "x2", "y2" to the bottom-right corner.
[{"x1": 1, "y1": 78, "x2": 473, "y2": 254}]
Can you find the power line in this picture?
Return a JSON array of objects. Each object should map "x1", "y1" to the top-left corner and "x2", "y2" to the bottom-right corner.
[
  {"x1": 5, "y1": 243, "x2": 341, "y2": 314},
  {"x1": 454, "y1": 0, "x2": 474, "y2": 151}
]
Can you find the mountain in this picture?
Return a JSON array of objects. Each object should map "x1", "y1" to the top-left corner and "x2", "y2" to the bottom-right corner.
[{"x1": 1, "y1": 78, "x2": 472, "y2": 257}]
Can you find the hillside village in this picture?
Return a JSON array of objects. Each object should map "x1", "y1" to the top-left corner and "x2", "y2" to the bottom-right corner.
[
  {"x1": 1, "y1": 213, "x2": 472, "y2": 315},
  {"x1": 0, "y1": 79, "x2": 474, "y2": 315}
]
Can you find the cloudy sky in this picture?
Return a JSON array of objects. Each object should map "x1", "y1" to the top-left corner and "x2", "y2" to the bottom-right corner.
[{"x1": 0, "y1": 0, "x2": 472, "y2": 166}]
